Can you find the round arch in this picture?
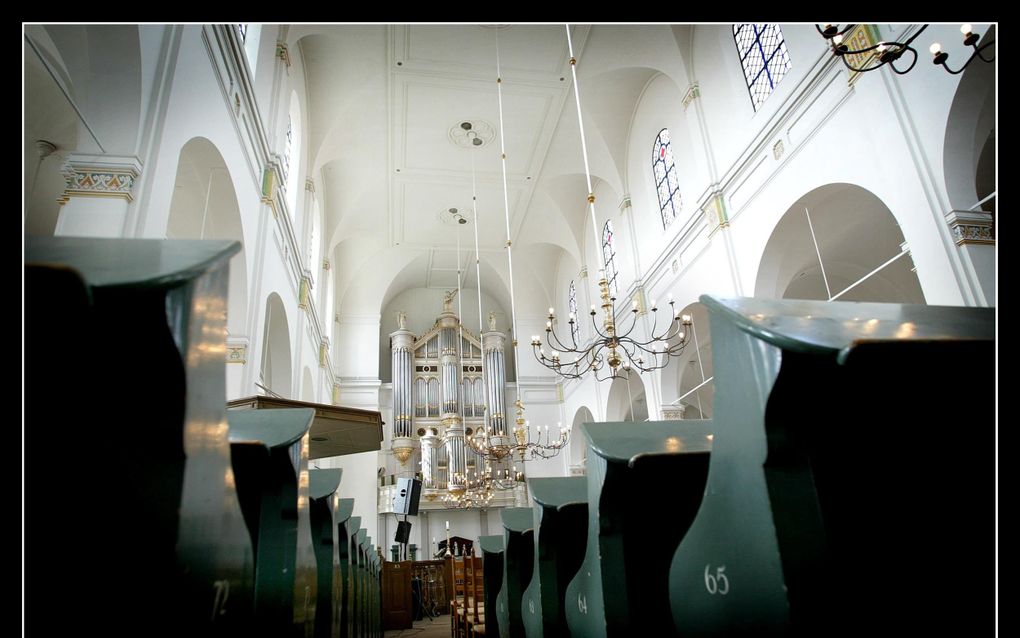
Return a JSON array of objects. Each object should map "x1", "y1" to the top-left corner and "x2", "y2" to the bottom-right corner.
[
  {"x1": 301, "y1": 367, "x2": 316, "y2": 403},
  {"x1": 659, "y1": 301, "x2": 713, "y2": 419},
  {"x1": 261, "y1": 293, "x2": 293, "y2": 398},
  {"x1": 568, "y1": 405, "x2": 594, "y2": 469},
  {"x1": 605, "y1": 372, "x2": 648, "y2": 422},
  {"x1": 166, "y1": 137, "x2": 249, "y2": 337},
  {"x1": 754, "y1": 183, "x2": 924, "y2": 303},
  {"x1": 943, "y1": 26, "x2": 995, "y2": 215}
]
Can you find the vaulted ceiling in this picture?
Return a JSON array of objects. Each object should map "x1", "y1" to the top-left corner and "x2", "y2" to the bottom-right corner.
[{"x1": 284, "y1": 25, "x2": 692, "y2": 318}]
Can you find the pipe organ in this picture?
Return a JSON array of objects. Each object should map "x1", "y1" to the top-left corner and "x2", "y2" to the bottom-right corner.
[{"x1": 389, "y1": 297, "x2": 509, "y2": 500}]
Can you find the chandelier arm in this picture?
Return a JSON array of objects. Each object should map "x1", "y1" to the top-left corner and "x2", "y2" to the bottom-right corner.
[
  {"x1": 889, "y1": 48, "x2": 919, "y2": 75},
  {"x1": 649, "y1": 315, "x2": 682, "y2": 342},
  {"x1": 628, "y1": 339, "x2": 670, "y2": 356},
  {"x1": 614, "y1": 309, "x2": 643, "y2": 340},
  {"x1": 547, "y1": 325, "x2": 581, "y2": 353},
  {"x1": 631, "y1": 323, "x2": 683, "y2": 347},
  {"x1": 564, "y1": 351, "x2": 598, "y2": 378},
  {"x1": 556, "y1": 350, "x2": 591, "y2": 372},
  {"x1": 942, "y1": 41, "x2": 996, "y2": 74},
  {"x1": 645, "y1": 307, "x2": 662, "y2": 341},
  {"x1": 974, "y1": 41, "x2": 995, "y2": 63},
  {"x1": 588, "y1": 314, "x2": 612, "y2": 341},
  {"x1": 837, "y1": 50, "x2": 897, "y2": 74},
  {"x1": 815, "y1": 23, "x2": 857, "y2": 39}
]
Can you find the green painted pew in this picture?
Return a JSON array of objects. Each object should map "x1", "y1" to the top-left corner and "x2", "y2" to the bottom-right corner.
[
  {"x1": 310, "y1": 469, "x2": 343, "y2": 638},
  {"x1": 521, "y1": 477, "x2": 588, "y2": 637},
  {"x1": 356, "y1": 529, "x2": 368, "y2": 637},
  {"x1": 347, "y1": 517, "x2": 361, "y2": 638},
  {"x1": 335, "y1": 499, "x2": 355, "y2": 638},
  {"x1": 564, "y1": 420, "x2": 713, "y2": 637},
  {"x1": 498, "y1": 507, "x2": 536, "y2": 638},
  {"x1": 228, "y1": 407, "x2": 318, "y2": 637},
  {"x1": 25, "y1": 237, "x2": 254, "y2": 635},
  {"x1": 669, "y1": 296, "x2": 995, "y2": 636},
  {"x1": 478, "y1": 535, "x2": 505, "y2": 638}
]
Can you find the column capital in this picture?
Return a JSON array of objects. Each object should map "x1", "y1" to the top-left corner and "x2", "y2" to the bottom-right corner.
[
  {"x1": 276, "y1": 41, "x2": 291, "y2": 67},
  {"x1": 682, "y1": 82, "x2": 700, "y2": 111},
  {"x1": 319, "y1": 337, "x2": 330, "y2": 368},
  {"x1": 58, "y1": 153, "x2": 143, "y2": 204},
  {"x1": 945, "y1": 209, "x2": 994, "y2": 246},
  {"x1": 226, "y1": 335, "x2": 249, "y2": 364}
]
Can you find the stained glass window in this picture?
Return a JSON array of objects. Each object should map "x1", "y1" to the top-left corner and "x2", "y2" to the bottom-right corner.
[
  {"x1": 283, "y1": 115, "x2": 293, "y2": 182},
  {"x1": 733, "y1": 24, "x2": 792, "y2": 111},
  {"x1": 652, "y1": 128, "x2": 681, "y2": 228},
  {"x1": 568, "y1": 280, "x2": 579, "y2": 342},
  {"x1": 602, "y1": 220, "x2": 618, "y2": 296}
]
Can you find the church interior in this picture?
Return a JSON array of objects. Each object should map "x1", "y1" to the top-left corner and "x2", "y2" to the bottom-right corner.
[{"x1": 23, "y1": 23, "x2": 996, "y2": 636}]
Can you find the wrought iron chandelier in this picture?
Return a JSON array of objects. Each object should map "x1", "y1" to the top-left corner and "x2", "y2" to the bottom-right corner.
[
  {"x1": 818, "y1": 24, "x2": 994, "y2": 76},
  {"x1": 441, "y1": 459, "x2": 523, "y2": 508},
  {"x1": 467, "y1": 398, "x2": 569, "y2": 461},
  {"x1": 531, "y1": 25, "x2": 695, "y2": 382},
  {"x1": 533, "y1": 295, "x2": 693, "y2": 381}
]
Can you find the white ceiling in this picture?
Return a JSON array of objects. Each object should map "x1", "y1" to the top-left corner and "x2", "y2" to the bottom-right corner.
[{"x1": 291, "y1": 24, "x2": 699, "y2": 316}]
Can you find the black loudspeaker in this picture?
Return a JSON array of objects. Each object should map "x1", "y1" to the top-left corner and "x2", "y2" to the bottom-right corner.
[
  {"x1": 395, "y1": 520, "x2": 412, "y2": 544},
  {"x1": 393, "y1": 477, "x2": 422, "y2": 515}
]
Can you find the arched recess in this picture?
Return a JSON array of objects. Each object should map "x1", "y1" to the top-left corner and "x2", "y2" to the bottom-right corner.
[
  {"x1": 754, "y1": 183, "x2": 924, "y2": 304},
  {"x1": 24, "y1": 25, "x2": 143, "y2": 236},
  {"x1": 24, "y1": 33, "x2": 80, "y2": 237},
  {"x1": 657, "y1": 301, "x2": 713, "y2": 419},
  {"x1": 605, "y1": 372, "x2": 648, "y2": 422},
  {"x1": 301, "y1": 367, "x2": 315, "y2": 403},
  {"x1": 375, "y1": 248, "x2": 515, "y2": 384},
  {"x1": 568, "y1": 406, "x2": 594, "y2": 470},
  {"x1": 165, "y1": 138, "x2": 249, "y2": 339},
  {"x1": 261, "y1": 293, "x2": 293, "y2": 398},
  {"x1": 943, "y1": 26, "x2": 995, "y2": 215}
]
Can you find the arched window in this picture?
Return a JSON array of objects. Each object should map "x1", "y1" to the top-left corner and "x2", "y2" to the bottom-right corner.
[
  {"x1": 733, "y1": 24, "x2": 792, "y2": 111},
  {"x1": 283, "y1": 116, "x2": 294, "y2": 180},
  {"x1": 652, "y1": 128, "x2": 681, "y2": 228},
  {"x1": 568, "y1": 280, "x2": 579, "y2": 343},
  {"x1": 237, "y1": 24, "x2": 262, "y2": 77},
  {"x1": 284, "y1": 93, "x2": 302, "y2": 217},
  {"x1": 602, "y1": 220, "x2": 618, "y2": 296}
]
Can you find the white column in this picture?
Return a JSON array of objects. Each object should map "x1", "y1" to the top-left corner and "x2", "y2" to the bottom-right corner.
[
  {"x1": 55, "y1": 154, "x2": 142, "y2": 238},
  {"x1": 943, "y1": 211, "x2": 995, "y2": 305}
]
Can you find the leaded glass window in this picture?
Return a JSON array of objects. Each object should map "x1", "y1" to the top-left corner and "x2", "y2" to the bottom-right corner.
[
  {"x1": 602, "y1": 221, "x2": 618, "y2": 296},
  {"x1": 733, "y1": 24, "x2": 792, "y2": 111},
  {"x1": 568, "y1": 280, "x2": 579, "y2": 342},
  {"x1": 652, "y1": 128, "x2": 681, "y2": 228}
]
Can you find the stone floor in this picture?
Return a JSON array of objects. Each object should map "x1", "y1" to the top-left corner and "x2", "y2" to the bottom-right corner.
[{"x1": 383, "y1": 613, "x2": 451, "y2": 637}]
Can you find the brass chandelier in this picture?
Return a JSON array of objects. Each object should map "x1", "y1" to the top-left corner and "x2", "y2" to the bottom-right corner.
[{"x1": 531, "y1": 25, "x2": 694, "y2": 382}]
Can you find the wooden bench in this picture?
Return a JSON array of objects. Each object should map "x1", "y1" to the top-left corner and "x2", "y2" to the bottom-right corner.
[
  {"x1": 227, "y1": 407, "x2": 317, "y2": 635},
  {"x1": 521, "y1": 477, "x2": 587, "y2": 637},
  {"x1": 309, "y1": 469, "x2": 344, "y2": 638},
  {"x1": 25, "y1": 237, "x2": 253, "y2": 634},
  {"x1": 564, "y1": 419, "x2": 713, "y2": 637},
  {"x1": 669, "y1": 295, "x2": 994, "y2": 635}
]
